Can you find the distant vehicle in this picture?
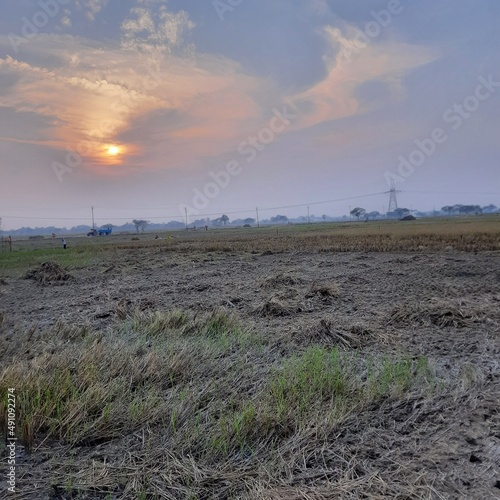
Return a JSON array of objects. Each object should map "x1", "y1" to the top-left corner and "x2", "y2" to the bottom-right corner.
[
  {"x1": 98, "y1": 225, "x2": 113, "y2": 236},
  {"x1": 87, "y1": 225, "x2": 112, "y2": 236}
]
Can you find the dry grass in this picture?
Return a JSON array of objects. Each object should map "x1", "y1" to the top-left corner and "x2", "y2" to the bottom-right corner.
[
  {"x1": 294, "y1": 319, "x2": 375, "y2": 349},
  {"x1": 24, "y1": 261, "x2": 73, "y2": 285},
  {"x1": 306, "y1": 281, "x2": 341, "y2": 299},
  {"x1": 260, "y1": 272, "x2": 305, "y2": 289},
  {"x1": 388, "y1": 298, "x2": 499, "y2": 328},
  {"x1": 255, "y1": 296, "x2": 296, "y2": 317},
  {"x1": 0, "y1": 309, "x2": 446, "y2": 498},
  {"x1": 2, "y1": 218, "x2": 499, "y2": 278}
]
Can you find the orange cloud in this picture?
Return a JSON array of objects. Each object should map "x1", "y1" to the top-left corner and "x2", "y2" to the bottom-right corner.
[{"x1": 288, "y1": 25, "x2": 438, "y2": 131}]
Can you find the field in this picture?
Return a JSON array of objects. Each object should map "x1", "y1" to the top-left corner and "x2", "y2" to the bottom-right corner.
[{"x1": 1, "y1": 217, "x2": 500, "y2": 499}]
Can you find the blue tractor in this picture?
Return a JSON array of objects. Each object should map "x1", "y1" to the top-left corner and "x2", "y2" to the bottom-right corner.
[{"x1": 98, "y1": 225, "x2": 113, "y2": 236}]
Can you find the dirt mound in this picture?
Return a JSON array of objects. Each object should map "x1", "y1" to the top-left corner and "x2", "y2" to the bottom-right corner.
[
  {"x1": 24, "y1": 262, "x2": 73, "y2": 285},
  {"x1": 388, "y1": 299, "x2": 495, "y2": 328}
]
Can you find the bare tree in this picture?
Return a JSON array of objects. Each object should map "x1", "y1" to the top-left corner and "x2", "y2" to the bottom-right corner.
[
  {"x1": 132, "y1": 219, "x2": 150, "y2": 233},
  {"x1": 350, "y1": 207, "x2": 366, "y2": 221}
]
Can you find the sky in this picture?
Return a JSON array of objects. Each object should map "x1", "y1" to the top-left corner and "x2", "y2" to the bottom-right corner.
[{"x1": 0, "y1": 0, "x2": 499, "y2": 229}]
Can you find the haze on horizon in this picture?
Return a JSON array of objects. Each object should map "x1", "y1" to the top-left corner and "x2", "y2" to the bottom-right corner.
[{"x1": 0, "y1": 0, "x2": 499, "y2": 231}]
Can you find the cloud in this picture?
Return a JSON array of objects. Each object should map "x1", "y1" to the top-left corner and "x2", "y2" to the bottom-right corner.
[
  {"x1": 286, "y1": 24, "x2": 438, "y2": 132},
  {"x1": 0, "y1": 3, "x2": 439, "y2": 182},
  {"x1": 81, "y1": 0, "x2": 108, "y2": 21},
  {"x1": 0, "y1": 26, "x2": 265, "y2": 175},
  {"x1": 121, "y1": 4, "x2": 195, "y2": 58}
]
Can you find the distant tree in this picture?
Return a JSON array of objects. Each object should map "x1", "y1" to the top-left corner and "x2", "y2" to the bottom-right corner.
[
  {"x1": 459, "y1": 205, "x2": 482, "y2": 215},
  {"x1": 393, "y1": 208, "x2": 410, "y2": 219},
  {"x1": 271, "y1": 215, "x2": 288, "y2": 224},
  {"x1": 132, "y1": 219, "x2": 149, "y2": 233},
  {"x1": 441, "y1": 206, "x2": 454, "y2": 215},
  {"x1": 350, "y1": 207, "x2": 366, "y2": 221},
  {"x1": 212, "y1": 216, "x2": 229, "y2": 227},
  {"x1": 243, "y1": 218, "x2": 256, "y2": 225},
  {"x1": 482, "y1": 204, "x2": 497, "y2": 213},
  {"x1": 193, "y1": 218, "x2": 210, "y2": 227},
  {"x1": 482, "y1": 203, "x2": 498, "y2": 214},
  {"x1": 366, "y1": 211, "x2": 381, "y2": 220}
]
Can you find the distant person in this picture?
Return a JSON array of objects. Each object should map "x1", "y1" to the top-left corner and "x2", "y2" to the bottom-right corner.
[
  {"x1": 7, "y1": 235, "x2": 12, "y2": 252},
  {"x1": 61, "y1": 238, "x2": 67, "y2": 250}
]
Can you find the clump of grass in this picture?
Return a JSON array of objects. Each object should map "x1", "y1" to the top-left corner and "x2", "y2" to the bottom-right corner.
[
  {"x1": 267, "y1": 347, "x2": 436, "y2": 429},
  {"x1": 261, "y1": 272, "x2": 304, "y2": 289},
  {"x1": 295, "y1": 319, "x2": 371, "y2": 348},
  {"x1": 24, "y1": 261, "x2": 73, "y2": 285},
  {"x1": 125, "y1": 308, "x2": 250, "y2": 348},
  {"x1": 306, "y1": 281, "x2": 340, "y2": 299},
  {"x1": 198, "y1": 308, "x2": 240, "y2": 339},
  {"x1": 0, "y1": 327, "x2": 196, "y2": 450},
  {"x1": 127, "y1": 309, "x2": 190, "y2": 337},
  {"x1": 388, "y1": 299, "x2": 494, "y2": 328},
  {"x1": 255, "y1": 296, "x2": 296, "y2": 317}
]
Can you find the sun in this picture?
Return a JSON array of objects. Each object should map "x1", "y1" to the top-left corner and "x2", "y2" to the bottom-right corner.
[{"x1": 108, "y1": 145, "x2": 120, "y2": 156}]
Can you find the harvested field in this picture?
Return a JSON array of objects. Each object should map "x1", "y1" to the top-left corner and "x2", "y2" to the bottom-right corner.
[{"x1": 1, "y1": 219, "x2": 500, "y2": 499}]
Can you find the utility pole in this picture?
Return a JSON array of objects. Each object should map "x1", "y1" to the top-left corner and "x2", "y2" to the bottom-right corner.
[
  {"x1": 307, "y1": 206, "x2": 310, "y2": 224},
  {"x1": 256, "y1": 207, "x2": 260, "y2": 228},
  {"x1": 91, "y1": 206, "x2": 95, "y2": 230},
  {"x1": 184, "y1": 207, "x2": 188, "y2": 230},
  {"x1": 349, "y1": 205, "x2": 352, "y2": 221}
]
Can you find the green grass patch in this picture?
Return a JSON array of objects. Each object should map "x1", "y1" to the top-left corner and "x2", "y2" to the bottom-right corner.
[{"x1": 267, "y1": 347, "x2": 436, "y2": 430}]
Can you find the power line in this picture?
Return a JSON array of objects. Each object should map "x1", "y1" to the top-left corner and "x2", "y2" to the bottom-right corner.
[
  {"x1": 1, "y1": 191, "x2": 389, "y2": 222},
  {"x1": 402, "y1": 190, "x2": 499, "y2": 196},
  {"x1": 5, "y1": 189, "x2": 494, "y2": 224}
]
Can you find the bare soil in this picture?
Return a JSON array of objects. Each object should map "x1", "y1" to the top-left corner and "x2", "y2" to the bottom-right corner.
[{"x1": 1, "y1": 248, "x2": 500, "y2": 499}]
